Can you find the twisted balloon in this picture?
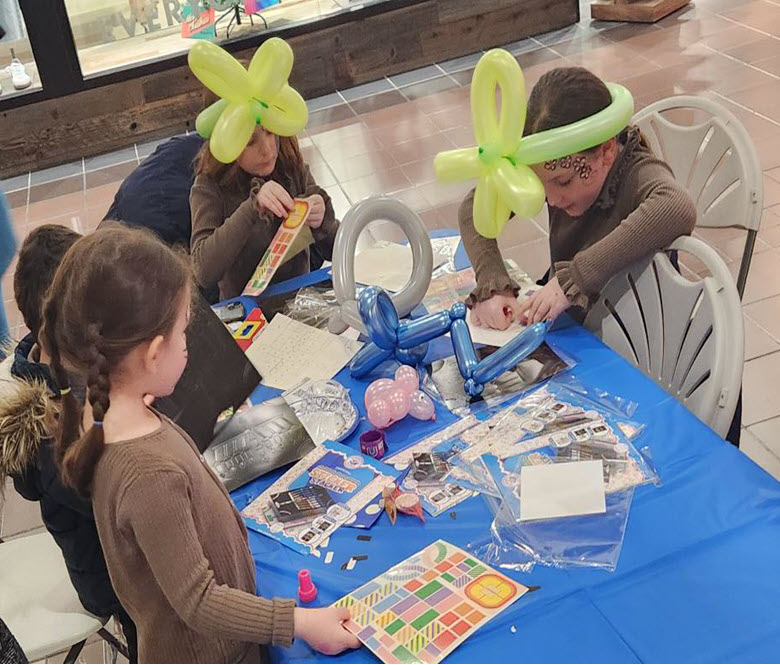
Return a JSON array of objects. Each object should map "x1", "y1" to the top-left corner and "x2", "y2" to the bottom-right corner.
[
  {"x1": 434, "y1": 48, "x2": 633, "y2": 238},
  {"x1": 188, "y1": 38, "x2": 308, "y2": 163}
]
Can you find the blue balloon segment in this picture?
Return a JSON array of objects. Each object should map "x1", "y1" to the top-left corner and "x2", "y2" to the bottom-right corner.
[
  {"x1": 350, "y1": 344, "x2": 394, "y2": 378},
  {"x1": 396, "y1": 344, "x2": 428, "y2": 365},
  {"x1": 397, "y1": 311, "x2": 452, "y2": 349},
  {"x1": 471, "y1": 320, "x2": 551, "y2": 385},
  {"x1": 358, "y1": 287, "x2": 399, "y2": 350},
  {"x1": 450, "y1": 319, "x2": 478, "y2": 378}
]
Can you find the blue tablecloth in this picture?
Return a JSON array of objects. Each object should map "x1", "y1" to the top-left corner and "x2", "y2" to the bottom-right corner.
[{"x1": 228, "y1": 238, "x2": 780, "y2": 664}]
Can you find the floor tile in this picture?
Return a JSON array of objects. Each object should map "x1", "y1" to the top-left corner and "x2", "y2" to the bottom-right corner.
[
  {"x1": 324, "y1": 184, "x2": 352, "y2": 220},
  {"x1": 443, "y1": 125, "x2": 474, "y2": 148},
  {"x1": 29, "y1": 160, "x2": 83, "y2": 187},
  {"x1": 699, "y1": 24, "x2": 766, "y2": 50},
  {"x1": 389, "y1": 65, "x2": 444, "y2": 88},
  {"x1": 438, "y1": 52, "x2": 483, "y2": 74},
  {"x1": 501, "y1": 237, "x2": 551, "y2": 282},
  {"x1": 306, "y1": 104, "x2": 358, "y2": 131},
  {"x1": 724, "y1": 36, "x2": 780, "y2": 64},
  {"x1": 347, "y1": 90, "x2": 407, "y2": 116},
  {"x1": 339, "y1": 79, "x2": 392, "y2": 102},
  {"x1": 391, "y1": 187, "x2": 433, "y2": 213},
  {"x1": 401, "y1": 158, "x2": 438, "y2": 186},
  {"x1": 730, "y1": 248, "x2": 780, "y2": 304},
  {"x1": 411, "y1": 87, "x2": 470, "y2": 115},
  {"x1": 385, "y1": 132, "x2": 454, "y2": 166},
  {"x1": 428, "y1": 106, "x2": 470, "y2": 132},
  {"x1": 307, "y1": 157, "x2": 337, "y2": 189},
  {"x1": 740, "y1": 426, "x2": 780, "y2": 480},
  {"x1": 731, "y1": 82, "x2": 780, "y2": 124},
  {"x1": 399, "y1": 76, "x2": 460, "y2": 102},
  {"x1": 743, "y1": 294, "x2": 780, "y2": 339},
  {"x1": 0, "y1": 172, "x2": 30, "y2": 193},
  {"x1": 415, "y1": 179, "x2": 473, "y2": 209},
  {"x1": 84, "y1": 147, "x2": 138, "y2": 172},
  {"x1": 84, "y1": 162, "x2": 137, "y2": 189},
  {"x1": 313, "y1": 130, "x2": 382, "y2": 158},
  {"x1": 28, "y1": 176, "x2": 83, "y2": 205},
  {"x1": 322, "y1": 148, "x2": 397, "y2": 182},
  {"x1": 749, "y1": 415, "x2": 780, "y2": 460},
  {"x1": 744, "y1": 314, "x2": 780, "y2": 361},
  {"x1": 370, "y1": 113, "x2": 440, "y2": 146},
  {"x1": 6, "y1": 189, "x2": 27, "y2": 211},
  {"x1": 340, "y1": 168, "x2": 410, "y2": 204},
  {"x1": 753, "y1": 54, "x2": 780, "y2": 77},
  {"x1": 743, "y1": 350, "x2": 780, "y2": 425},
  {"x1": 502, "y1": 38, "x2": 542, "y2": 55},
  {"x1": 27, "y1": 191, "x2": 86, "y2": 222},
  {"x1": 306, "y1": 91, "x2": 345, "y2": 110},
  {"x1": 136, "y1": 136, "x2": 171, "y2": 159}
]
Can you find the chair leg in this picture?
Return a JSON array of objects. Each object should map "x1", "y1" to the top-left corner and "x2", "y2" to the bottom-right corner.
[
  {"x1": 98, "y1": 627, "x2": 130, "y2": 660},
  {"x1": 64, "y1": 639, "x2": 86, "y2": 663},
  {"x1": 736, "y1": 230, "x2": 758, "y2": 299}
]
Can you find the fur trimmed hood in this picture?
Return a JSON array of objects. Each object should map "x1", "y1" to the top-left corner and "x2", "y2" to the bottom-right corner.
[{"x1": 0, "y1": 344, "x2": 56, "y2": 479}]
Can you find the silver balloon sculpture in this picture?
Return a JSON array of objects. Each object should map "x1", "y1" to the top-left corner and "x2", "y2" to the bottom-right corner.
[{"x1": 328, "y1": 196, "x2": 434, "y2": 335}]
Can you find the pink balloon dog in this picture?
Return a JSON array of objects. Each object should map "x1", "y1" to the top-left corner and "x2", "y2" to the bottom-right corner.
[{"x1": 364, "y1": 365, "x2": 436, "y2": 429}]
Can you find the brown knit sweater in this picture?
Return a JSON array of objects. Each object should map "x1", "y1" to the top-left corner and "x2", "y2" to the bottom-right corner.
[
  {"x1": 92, "y1": 415, "x2": 296, "y2": 664},
  {"x1": 190, "y1": 163, "x2": 339, "y2": 300},
  {"x1": 459, "y1": 126, "x2": 697, "y2": 308}
]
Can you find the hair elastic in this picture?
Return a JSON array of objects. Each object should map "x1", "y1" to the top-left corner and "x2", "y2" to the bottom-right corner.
[
  {"x1": 59, "y1": 387, "x2": 71, "y2": 396},
  {"x1": 92, "y1": 420, "x2": 104, "y2": 427}
]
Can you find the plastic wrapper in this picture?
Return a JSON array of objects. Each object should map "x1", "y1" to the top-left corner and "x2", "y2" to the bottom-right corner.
[
  {"x1": 477, "y1": 483, "x2": 635, "y2": 572},
  {"x1": 282, "y1": 286, "x2": 341, "y2": 329}
]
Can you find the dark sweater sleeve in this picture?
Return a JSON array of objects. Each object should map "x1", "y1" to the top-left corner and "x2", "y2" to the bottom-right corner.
[
  {"x1": 457, "y1": 188, "x2": 518, "y2": 306},
  {"x1": 189, "y1": 176, "x2": 259, "y2": 290},
  {"x1": 120, "y1": 470, "x2": 296, "y2": 647},
  {"x1": 302, "y1": 165, "x2": 338, "y2": 260},
  {"x1": 556, "y1": 160, "x2": 697, "y2": 304}
]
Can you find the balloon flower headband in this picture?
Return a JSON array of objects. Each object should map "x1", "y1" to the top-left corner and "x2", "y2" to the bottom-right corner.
[
  {"x1": 434, "y1": 48, "x2": 634, "y2": 239},
  {"x1": 188, "y1": 38, "x2": 308, "y2": 164}
]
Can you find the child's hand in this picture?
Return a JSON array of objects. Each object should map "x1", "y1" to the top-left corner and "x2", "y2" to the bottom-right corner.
[
  {"x1": 304, "y1": 194, "x2": 326, "y2": 229},
  {"x1": 471, "y1": 292, "x2": 522, "y2": 330},
  {"x1": 520, "y1": 276, "x2": 570, "y2": 324},
  {"x1": 256, "y1": 181, "x2": 295, "y2": 219},
  {"x1": 294, "y1": 607, "x2": 360, "y2": 656}
]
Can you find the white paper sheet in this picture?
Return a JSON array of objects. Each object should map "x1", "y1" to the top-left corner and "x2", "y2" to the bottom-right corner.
[
  {"x1": 465, "y1": 285, "x2": 540, "y2": 347},
  {"x1": 353, "y1": 241, "x2": 448, "y2": 292},
  {"x1": 245, "y1": 315, "x2": 363, "y2": 390},
  {"x1": 519, "y1": 460, "x2": 606, "y2": 521}
]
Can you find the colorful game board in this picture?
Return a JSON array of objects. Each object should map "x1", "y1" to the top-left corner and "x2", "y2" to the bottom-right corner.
[
  {"x1": 241, "y1": 441, "x2": 398, "y2": 555},
  {"x1": 334, "y1": 540, "x2": 528, "y2": 664},
  {"x1": 243, "y1": 199, "x2": 310, "y2": 296}
]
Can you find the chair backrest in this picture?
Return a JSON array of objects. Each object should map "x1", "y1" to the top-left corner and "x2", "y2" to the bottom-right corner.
[
  {"x1": 633, "y1": 95, "x2": 763, "y2": 233},
  {"x1": 633, "y1": 96, "x2": 763, "y2": 298},
  {"x1": 584, "y1": 235, "x2": 743, "y2": 439}
]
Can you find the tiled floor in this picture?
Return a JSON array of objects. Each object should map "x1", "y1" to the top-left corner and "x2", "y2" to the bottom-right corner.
[{"x1": 2, "y1": 0, "x2": 780, "y2": 657}]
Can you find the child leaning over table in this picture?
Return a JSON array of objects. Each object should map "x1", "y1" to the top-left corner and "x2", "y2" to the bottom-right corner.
[
  {"x1": 41, "y1": 225, "x2": 358, "y2": 664},
  {"x1": 459, "y1": 66, "x2": 697, "y2": 329},
  {"x1": 0, "y1": 224, "x2": 139, "y2": 662},
  {"x1": 190, "y1": 88, "x2": 339, "y2": 302}
]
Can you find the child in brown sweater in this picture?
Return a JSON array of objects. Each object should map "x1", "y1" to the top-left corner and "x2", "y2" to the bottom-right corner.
[
  {"x1": 41, "y1": 226, "x2": 359, "y2": 663},
  {"x1": 459, "y1": 67, "x2": 697, "y2": 329},
  {"x1": 190, "y1": 121, "x2": 339, "y2": 301}
]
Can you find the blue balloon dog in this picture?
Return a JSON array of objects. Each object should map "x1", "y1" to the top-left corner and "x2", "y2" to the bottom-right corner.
[{"x1": 350, "y1": 286, "x2": 551, "y2": 397}]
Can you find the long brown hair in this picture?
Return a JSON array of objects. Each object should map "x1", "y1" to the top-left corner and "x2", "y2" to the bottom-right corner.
[
  {"x1": 41, "y1": 225, "x2": 191, "y2": 495},
  {"x1": 193, "y1": 72, "x2": 306, "y2": 188}
]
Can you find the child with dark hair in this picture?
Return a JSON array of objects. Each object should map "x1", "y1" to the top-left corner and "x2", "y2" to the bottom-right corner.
[
  {"x1": 190, "y1": 95, "x2": 338, "y2": 301},
  {"x1": 459, "y1": 66, "x2": 697, "y2": 329},
  {"x1": 0, "y1": 224, "x2": 138, "y2": 661},
  {"x1": 41, "y1": 225, "x2": 358, "y2": 663}
]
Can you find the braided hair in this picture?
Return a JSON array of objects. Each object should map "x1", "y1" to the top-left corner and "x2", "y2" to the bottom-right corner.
[{"x1": 40, "y1": 225, "x2": 191, "y2": 495}]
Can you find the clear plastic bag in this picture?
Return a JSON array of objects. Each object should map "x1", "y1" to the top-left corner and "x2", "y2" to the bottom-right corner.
[
  {"x1": 282, "y1": 286, "x2": 341, "y2": 329},
  {"x1": 486, "y1": 483, "x2": 635, "y2": 572}
]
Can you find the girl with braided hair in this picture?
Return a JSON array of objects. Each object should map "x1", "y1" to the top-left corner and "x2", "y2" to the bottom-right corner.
[{"x1": 40, "y1": 225, "x2": 359, "y2": 663}]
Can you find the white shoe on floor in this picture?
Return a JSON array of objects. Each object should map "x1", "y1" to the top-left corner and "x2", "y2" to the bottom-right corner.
[{"x1": 2, "y1": 57, "x2": 32, "y2": 90}]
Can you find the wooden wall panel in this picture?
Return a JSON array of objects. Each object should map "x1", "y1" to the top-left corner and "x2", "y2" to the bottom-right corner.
[{"x1": 0, "y1": 0, "x2": 578, "y2": 178}]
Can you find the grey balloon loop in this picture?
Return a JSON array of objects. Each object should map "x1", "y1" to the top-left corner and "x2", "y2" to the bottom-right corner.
[{"x1": 328, "y1": 196, "x2": 433, "y2": 335}]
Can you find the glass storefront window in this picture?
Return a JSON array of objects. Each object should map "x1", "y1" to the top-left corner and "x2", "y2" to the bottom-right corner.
[
  {"x1": 0, "y1": 0, "x2": 42, "y2": 98},
  {"x1": 63, "y1": 0, "x2": 387, "y2": 78}
]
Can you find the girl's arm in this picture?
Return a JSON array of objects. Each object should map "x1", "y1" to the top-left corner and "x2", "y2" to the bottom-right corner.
[
  {"x1": 302, "y1": 165, "x2": 338, "y2": 260},
  {"x1": 120, "y1": 469, "x2": 296, "y2": 647},
  {"x1": 189, "y1": 177, "x2": 262, "y2": 290},
  {"x1": 458, "y1": 188, "x2": 518, "y2": 305},
  {"x1": 556, "y1": 162, "x2": 697, "y2": 305}
]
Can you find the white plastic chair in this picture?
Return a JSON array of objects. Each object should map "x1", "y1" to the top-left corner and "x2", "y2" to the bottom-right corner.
[
  {"x1": 0, "y1": 530, "x2": 127, "y2": 663},
  {"x1": 584, "y1": 236, "x2": 743, "y2": 438},
  {"x1": 633, "y1": 96, "x2": 763, "y2": 298}
]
